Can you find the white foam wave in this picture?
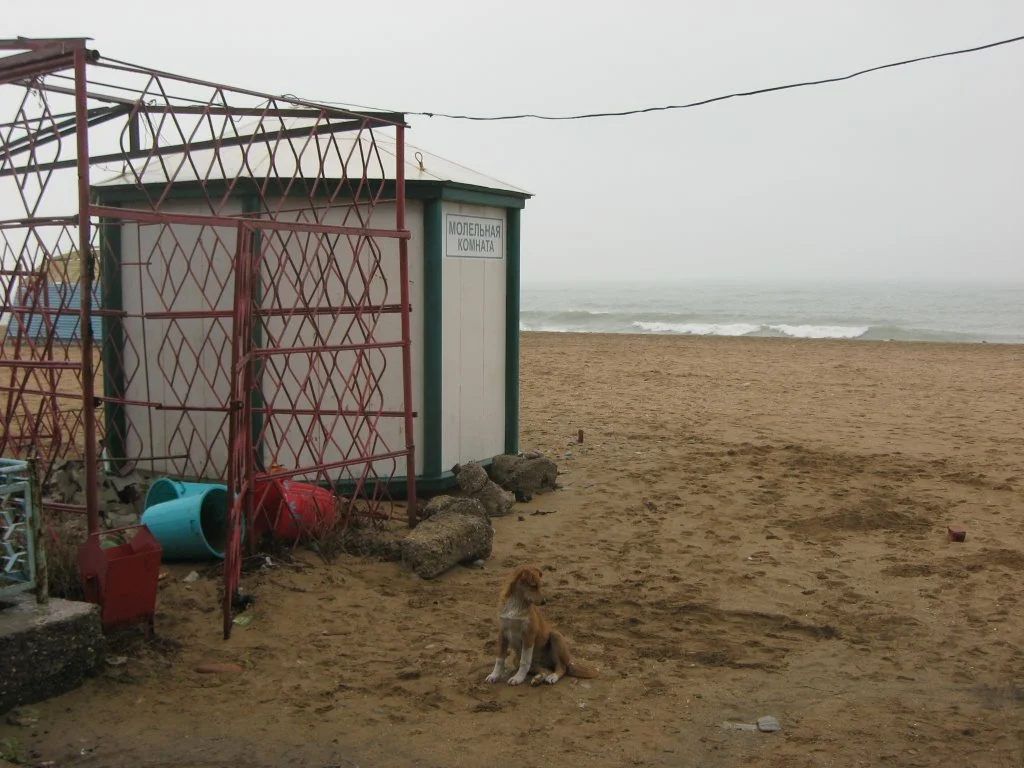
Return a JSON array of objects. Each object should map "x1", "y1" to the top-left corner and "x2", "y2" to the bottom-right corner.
[
  {"x1": 768, "y1": 324, "x2": 869, "y2": 339},
  {"x1": 519, "y1": 323, "x2": 570, "y2": 332},
  {"x1": 633, "y1": 321, "x2": 760, "y2": 336}
]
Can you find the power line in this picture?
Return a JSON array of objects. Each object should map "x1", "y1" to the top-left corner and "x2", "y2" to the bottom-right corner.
[{"x1": 397, "y1": 32, "x2": 1024, "y2": 121}]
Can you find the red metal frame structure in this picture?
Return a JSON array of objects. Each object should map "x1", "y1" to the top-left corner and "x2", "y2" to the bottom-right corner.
[{"x1": 0, "y1": 38, "x2": 417, "y2": 638}]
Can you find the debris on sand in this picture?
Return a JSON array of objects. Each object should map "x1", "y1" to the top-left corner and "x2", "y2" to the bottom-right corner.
[
  {"x1": 720, "y1": 722, "x2": 757, "y2": 731},
  {"x1": 488, "y1": 454, "x2": 559, "y2": 496},
  {"x1": 420, "y1": 495, "x2": 489, "y2": 522},
  {"x1": 194, "y1": 663, "x2": 244, "y2": 675},
  {"x1": 454, "y1": 462, "x2": 489, "y2": 494},
  {"x1": 401, "y1": 511, "x2": 493, "y2": 579},
  {"x1": 451, "y1": 462, "x2": 514, "y2": 518}
]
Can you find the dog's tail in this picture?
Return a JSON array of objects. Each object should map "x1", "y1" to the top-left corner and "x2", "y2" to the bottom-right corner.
[{"x1": 567, "y1": 662, "x2": 599, "y2": 679}]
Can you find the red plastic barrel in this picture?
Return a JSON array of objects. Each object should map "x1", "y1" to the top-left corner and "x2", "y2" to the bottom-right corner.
[{"x1": 254, "y1": 479, "x2": 337, "y2": 543}]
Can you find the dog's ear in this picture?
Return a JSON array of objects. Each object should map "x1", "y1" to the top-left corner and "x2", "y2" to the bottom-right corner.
[{"x1": 519, "y1": 565, "x2": 542, "y2": 586}]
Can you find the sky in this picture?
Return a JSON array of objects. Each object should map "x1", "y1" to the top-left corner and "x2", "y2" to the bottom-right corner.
[{"x1": 5, "y1": 0, "x2": 1024, "y2": 284}]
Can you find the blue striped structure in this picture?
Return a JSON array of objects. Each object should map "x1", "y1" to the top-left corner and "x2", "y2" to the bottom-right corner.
[{"x1": 11, "y1": 283, "x2": 102, "y2": 342}]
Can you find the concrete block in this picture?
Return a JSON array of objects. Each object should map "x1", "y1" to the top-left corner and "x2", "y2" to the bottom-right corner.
[{"x1": 0, "y1": 594, "x2": 104, "y2": 715}]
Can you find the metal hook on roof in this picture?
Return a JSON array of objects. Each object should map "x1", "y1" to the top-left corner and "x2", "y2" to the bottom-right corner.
[{"x1": 414, "y1": 151, "x2": 425, "y2": 172}]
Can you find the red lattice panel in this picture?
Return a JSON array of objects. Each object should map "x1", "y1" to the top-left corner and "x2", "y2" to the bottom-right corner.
[{"x1": 0, "y1": 40, "x2": 417, "y2": 639}]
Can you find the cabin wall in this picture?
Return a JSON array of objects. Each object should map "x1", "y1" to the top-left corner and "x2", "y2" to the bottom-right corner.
[
  {"x1": 116, "y1": 199, "x2": 242, "y2": 478},
  {"x1": 114, "y1": 198, "x2": 424, "y2": 481},
  {"x1": 439, "y1": 202, "x2": 507, "y2": 470},
  {"x1": 260, "y1": 199, "x2": 424, "y2": 480}
]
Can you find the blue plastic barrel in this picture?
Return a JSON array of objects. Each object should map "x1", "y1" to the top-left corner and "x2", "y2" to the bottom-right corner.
[
  {"x1": 144, "y1": 478, "x2": 221, "y2": 510},
  {"x1": 141, "y1": 485, "x2": 232, "y2": 560}
]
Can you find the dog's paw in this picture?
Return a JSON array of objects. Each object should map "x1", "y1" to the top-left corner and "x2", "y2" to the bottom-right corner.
[
  {"x1": 543, "y1": 673, "x2": 560, "y2": 685},
  {"x1": 507, "y1": 674, "x2": 527, "y2": 686},
  {"x1": 485, "y1": 672, "x2": 502, "y2": 684}
]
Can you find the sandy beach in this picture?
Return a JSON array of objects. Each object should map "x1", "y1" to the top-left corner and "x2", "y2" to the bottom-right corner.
[{"x1": 4, "y1": 331, "x2": 1024, "y2": 767}]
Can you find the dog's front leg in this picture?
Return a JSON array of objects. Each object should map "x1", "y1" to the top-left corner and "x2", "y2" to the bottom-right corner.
[
  {"x1": 507, "y1": 644, "x2": 534, "y2": 686},
  {"x1": 485, "y1": 627, "x2": 509, "y2": 684},
  {"x1": 485, "y1": 657, "x2": 505, "y2": 684}
]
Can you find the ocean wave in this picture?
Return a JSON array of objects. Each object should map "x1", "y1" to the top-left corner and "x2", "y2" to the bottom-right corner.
[
  {"x1": 632, "y1": 321, "x2": 761, "y2": 336},
  {"x1": 768, "y1": 324, "x2": 869, "y2": 340},
  {"x1": 518, "y1": 310, "x2": 1019, "y2": 343}
]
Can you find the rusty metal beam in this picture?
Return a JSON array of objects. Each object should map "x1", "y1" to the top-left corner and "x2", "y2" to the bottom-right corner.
[
  {"x1": 0, "y1": 38, "x2": 90, "y2": 51},
  {"x1": 2, "y1": 104, "x2": 131, "y2": 160},
  {"x1": 0, "y1": 45, "x2": 98, "y2": 86},
  {"x1": 0, "y1": 115, "x2": 388, "y2": 179}
]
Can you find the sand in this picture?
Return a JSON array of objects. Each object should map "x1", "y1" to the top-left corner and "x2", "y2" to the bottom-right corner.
[{"x1": 3, "y1": 332, "x2": 1024, "y2": 767}]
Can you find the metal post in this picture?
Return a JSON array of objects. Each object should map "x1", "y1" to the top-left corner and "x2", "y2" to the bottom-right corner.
[
  {"x1": 73, "y1": 47, "x2": 100, "y2": 535},
  {"x1": 395, "y1": 124, "x2": 417, "y2": 524},
  {"x1": 27, "y1": 457, "x2": 47, "y2": 603}
]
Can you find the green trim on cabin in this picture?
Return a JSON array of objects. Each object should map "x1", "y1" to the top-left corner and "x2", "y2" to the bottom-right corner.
[
  {"x1": 331, "y1": 458, "x2": 494, "y2": 500},
  {"x1": 504, "y1": 207, "x2": 521, "y2": 455},
  {"x1": 99, "y1": 209, "x2": 127, "y2": 472},
  {"x1": 92, "y1": 179, "x2": 529, "y2": 209},
  {"x1": 242, "y1": 196, "x2": 266, "y2": 472},
  {"x1": 438, "y1": 186, "x2": 528, "y2": 209},
  {"x1": 422, "y1": 199, "x2": 444, "y2": 478},
  {"x1": 332, "y1": 473, "x2": 454, "y2": 500}
]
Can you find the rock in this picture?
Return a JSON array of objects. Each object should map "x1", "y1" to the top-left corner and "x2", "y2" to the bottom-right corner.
[
  {"x1": 401, "y1": 510, "x2": 493, "y2": 579},
  {"x1": 489, "y1": 454, "x2": 559, "y2": 495},
  {"x1": 6, "y1": 707, "x2": 39, "y2": 727},
  {"x1": 99, "y1": 483, "x2": 121, "y2": 506},
  {"x1": 454, "y1": 462, "x2": 489, "y2": 494},
  {"x1": 948, "y1": 525, "x2": 967, "y2": 543},
  {"x1": 509, "y1": 456, "x2": 559, "y2": 494},
  {"x1": 421, "y1": 495, "x2": 489, "y2": 522},
  {"x1": 514, "y1": 490, "x2": 532, "y2": 503},
  {"x1": 107, "y1": 472, "x2": 143, "y2": 495},
  {"x1": 488, "y1": 454, "x2": 524, "y2": 487},
  {"x1": 757, "y1": 716, "x2": 781, "y2": 733},
  {"x1": 55, "y1": 468, "x2": 79, "y2": 502},
  {"x1": 194, "y1": 663, "x2": 244, "y2": 674},
  {"x1": 104, "y1": 503, "x2": 139, "y2": 530},
  {"x1": 473, "y1": 481, "x2": 515, "y2": 518},
  {"x1": 341, "y1": 524, "x2": 404, "y2": 561},
  {"x1": 721, "y1": 722, "x2": 757, "y2": 731}
]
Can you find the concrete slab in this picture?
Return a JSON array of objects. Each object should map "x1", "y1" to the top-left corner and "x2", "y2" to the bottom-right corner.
[{"x1": 0, "y1": 593, "x2": 104, "y2": 714}]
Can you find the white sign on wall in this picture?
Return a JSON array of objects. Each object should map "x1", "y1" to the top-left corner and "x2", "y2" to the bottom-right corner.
[{"x1": 445, "y1": 213, "x2": 504, "y2": 259}]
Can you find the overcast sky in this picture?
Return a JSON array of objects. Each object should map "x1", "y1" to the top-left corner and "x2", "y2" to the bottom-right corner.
[{"x1": 7, "y1": 0, "x2": 1024, "y2": 284}]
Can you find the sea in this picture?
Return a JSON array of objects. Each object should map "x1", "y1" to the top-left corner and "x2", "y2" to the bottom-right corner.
[{"x1": 520, "y1": 281, "x2": 1024, "y2": 344}]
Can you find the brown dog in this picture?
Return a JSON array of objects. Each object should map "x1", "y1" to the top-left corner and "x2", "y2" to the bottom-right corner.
[{"x1": 485, "y1": 564, "x2": 598, "y2": 686}]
